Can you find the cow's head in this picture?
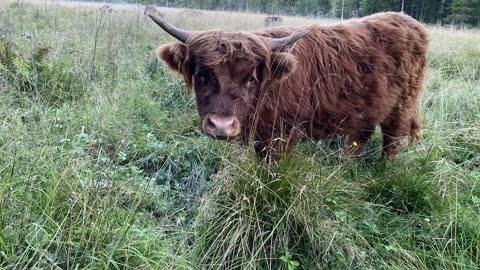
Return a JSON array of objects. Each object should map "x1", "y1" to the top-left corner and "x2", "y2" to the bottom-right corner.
[{"x1": 145, "y1": 6, "x2": 305, "y2": 139}]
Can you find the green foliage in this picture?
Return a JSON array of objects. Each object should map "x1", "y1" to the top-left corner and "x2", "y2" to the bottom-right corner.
[
  {"x1": 445, "y1": 0, "x2": 480, "y2": 27},
  {"x1": 280, "y1": 251, "x2": 300, "y2": 270},
  {"x1": 0, "y1": 40, "x2": 16, "y2": 70},
  {"x1": 360, "y1": 0, "x2": 392, "y2": 15},
  {"x1": 0, "y1": 38, "x2": 87, "y2": 105}
]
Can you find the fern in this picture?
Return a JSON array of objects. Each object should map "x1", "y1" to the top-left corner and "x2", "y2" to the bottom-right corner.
[{"x1": 0, "y1": 40, "x2": 17, "y2": 71}]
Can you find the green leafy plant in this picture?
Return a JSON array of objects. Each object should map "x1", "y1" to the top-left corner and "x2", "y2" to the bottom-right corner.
[
  {"x1": 280, "y1": 251, "x2": 301, "y2": 270},
  {"x1": 0, "y1": 38, "x2": 86, "y2": 105}
]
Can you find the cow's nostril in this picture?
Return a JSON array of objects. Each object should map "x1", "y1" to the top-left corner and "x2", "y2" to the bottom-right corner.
[
  {"x1": 207, "y1": 118, "x2": 216, "y2": 130},
  {"x1": 231, "y1": 118, "x2": 238, "y2": 130}
]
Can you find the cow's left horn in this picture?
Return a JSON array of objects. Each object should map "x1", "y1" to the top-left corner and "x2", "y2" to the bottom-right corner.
[
  {"x1": 267, "y1": 31, "x2": 307, "y2": 51},
  {"x1": 144, "y1": 6, "x2": 192, "y2": 43}
]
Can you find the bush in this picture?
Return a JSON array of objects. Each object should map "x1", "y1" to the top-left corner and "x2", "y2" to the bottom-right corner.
[{"x1": 0, "y1": 38, "x2": 87, "y2": 105}]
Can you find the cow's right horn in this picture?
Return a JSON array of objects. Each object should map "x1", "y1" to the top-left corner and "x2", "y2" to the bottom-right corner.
[
  {"x1": 267, "y1": 31, "x2": 307, "y2": 51},
  {"x1": 144, "y1": 6, "x2": 192, "y2": 43}
]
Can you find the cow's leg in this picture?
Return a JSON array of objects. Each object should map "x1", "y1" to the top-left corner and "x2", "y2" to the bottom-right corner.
[
  {"x1": 409, "y1": 109, "x2": 422, "y2": 145},
  {"x1": 408, "y1": 50, "x2": 426, "y2": 146},
  {"x1": 380, "y1": 106, "x2": 414, "y2": 159},
  {"x1": 343, "y1": 127, "x2": 375, "y2": 157},
  {"x1": 382, "y1": 70, "x2": 424, "y2": 159}
]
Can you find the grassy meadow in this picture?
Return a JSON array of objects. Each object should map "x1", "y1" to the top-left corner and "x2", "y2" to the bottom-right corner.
[{"x1": 0, "y1": 1, "x2": 479, "y2": 269}]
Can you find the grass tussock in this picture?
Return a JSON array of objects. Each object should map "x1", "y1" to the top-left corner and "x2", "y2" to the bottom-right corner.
[{"x1": 0, "y1": 1, "x2": 479, "y2": 269}]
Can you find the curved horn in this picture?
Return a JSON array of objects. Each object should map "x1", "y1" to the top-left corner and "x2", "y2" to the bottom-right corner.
[
  {"x1": 267, "y1": 31, "x2": 307, "y2": 51},
  {"x1": 144, "y1": 6, "x2": 192, "y2": 43}
]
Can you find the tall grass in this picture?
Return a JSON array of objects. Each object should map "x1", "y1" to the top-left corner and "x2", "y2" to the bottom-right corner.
[{"x1": 0, "y1": 1, "x2": 479, "y2": 269}]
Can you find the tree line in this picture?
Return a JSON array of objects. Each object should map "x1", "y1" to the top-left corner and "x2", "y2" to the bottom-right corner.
[{"x1": 107, "y1": 0, "x2": 480, "y2": 27}]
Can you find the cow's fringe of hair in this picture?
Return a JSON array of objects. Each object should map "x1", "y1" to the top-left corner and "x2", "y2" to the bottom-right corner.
[{"x1": 188, "y1": 31, "x2": 270, "y2": 68}]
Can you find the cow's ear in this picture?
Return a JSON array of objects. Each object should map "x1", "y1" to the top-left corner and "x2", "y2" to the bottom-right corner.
[
  {"x1": 157, "y1": 43, "x2": 188, "y2": 74},
  {"x1": 269, "y1": 52, "x2": 297, "y2": 79}
]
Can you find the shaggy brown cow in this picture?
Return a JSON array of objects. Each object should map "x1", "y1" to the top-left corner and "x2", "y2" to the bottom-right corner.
[
  {"x1": 178, "y1": 9, "x2": 203, "y2": 17},
  {"x1": 264, "y1": 16, "x2": 284, "y2": 28},
  {"x1": 145, "y1": 6, "x2": 428, "y2": 159}
]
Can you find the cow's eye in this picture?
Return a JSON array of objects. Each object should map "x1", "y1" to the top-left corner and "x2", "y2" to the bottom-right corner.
[
  {"x1": 196, "y1": 75, "x2": 206, "y2": 85},
  {"x1": 248, "y1": 76, "x2": 256, "y2": 83}
]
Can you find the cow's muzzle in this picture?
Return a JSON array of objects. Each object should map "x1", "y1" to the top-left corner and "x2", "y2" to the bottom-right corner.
[{"x1": 202, "y1": 114, "x2": 241, "y2": 139}]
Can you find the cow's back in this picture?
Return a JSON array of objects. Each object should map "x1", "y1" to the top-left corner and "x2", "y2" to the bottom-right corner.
[{"x1": 258, "y1": 12, "x2": 428, "y2": 140}]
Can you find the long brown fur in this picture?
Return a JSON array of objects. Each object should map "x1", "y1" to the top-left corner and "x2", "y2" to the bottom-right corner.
[{"x1": 157, "y1": 12, "x2": 429, "y2": 159}]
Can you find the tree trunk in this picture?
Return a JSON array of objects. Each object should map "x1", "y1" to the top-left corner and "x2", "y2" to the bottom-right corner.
[
  {"x1": 341, "y1": 0, "x2": 345, "y2": 20},
  {"x1": 420, "y1": 0, "x2": 425, "y2": 22},
  {"x1": 438, "y1": 0, "x2": 445, "y2": 26}
]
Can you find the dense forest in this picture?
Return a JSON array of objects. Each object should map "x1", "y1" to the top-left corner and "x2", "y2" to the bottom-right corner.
[{"x1": 118, "y1": 0, "x2": 480, "y2": 27}]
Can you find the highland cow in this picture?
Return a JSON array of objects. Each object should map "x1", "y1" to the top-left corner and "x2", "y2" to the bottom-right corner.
[
  {"x1": 264, "y1": 16, "x2": 283, "y2": 28},
  {"x1": 145, "y1": 6, "x2": 428, "y2": 159},
  {"x1": 178, "y1": 9, "x2": 203, "y2": 17}
]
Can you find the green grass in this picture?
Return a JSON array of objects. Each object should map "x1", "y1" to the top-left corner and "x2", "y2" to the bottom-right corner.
[{"x1": 0, "y1": 1, "x2": 479, "y2": 269}]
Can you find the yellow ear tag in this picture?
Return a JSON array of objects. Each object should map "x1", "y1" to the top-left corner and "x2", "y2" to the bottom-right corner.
[{"x1": 353, "y1": 141, "x2": 358, "y2": 147}]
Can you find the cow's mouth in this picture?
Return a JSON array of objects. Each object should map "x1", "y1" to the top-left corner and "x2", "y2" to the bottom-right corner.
[{"x1": 202, "y1": 114, "x2": 241, "y2": 139}]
